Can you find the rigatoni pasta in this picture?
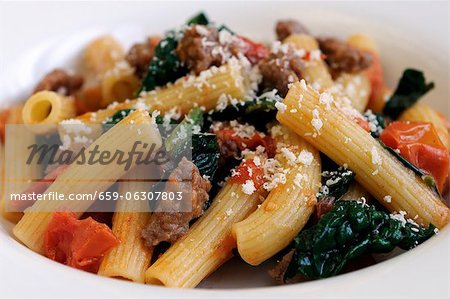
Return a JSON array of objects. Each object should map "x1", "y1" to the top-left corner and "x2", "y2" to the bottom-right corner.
[
  {"x1": 79, "y1": 61, "x2": 250, "y2": 124},
  {"x1": 83, "y1": 35, "x2": 125, "y2": 77},
  {"x1": 232, "y1": 127, "x2": 321, "y2": 266},
  {"x1": 22, "y1": 91, "x2": 76, "y2": 134},
  {"x1": 335, "y1": 73, "x2": 371, "y2": 113},
  {"x1": 277, "y1": 81, "x2": 449, "y2": 228},
  {"x1": 283, "y1": 34, "x2": 334, "y2": 91},
  {"x1": 100, "y1": 62, "x2": 141, "y2": 107},
  {"x1": 98, "y1": 167, "x2": 153, "y2": 282}
]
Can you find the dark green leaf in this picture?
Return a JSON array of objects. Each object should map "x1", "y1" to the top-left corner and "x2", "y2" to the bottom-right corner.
[
  {"x1": 209, "y1": 95, "x2": 279, "y2": 131},
  {"x1": 103, "y1": 109, "x2": 135, "y2": 126},
  {"x1": 383, "y1": 69, "x2": 434, "y2": 119},
  {"x1": 192, "y1": 133, "x2": 220, "y2": 179},
  {"x1": 284, "y1": 201, "x2": 436, "y2": 281},
  {"x1": 187, "y1": 12, "x2": 209, "y2": 25},
  {"x1": 317, "y1": 167, "x2": 355, "y2": 200},
  {"x1": 138, "y1": 32, "x2": 188, "y2": 93}
]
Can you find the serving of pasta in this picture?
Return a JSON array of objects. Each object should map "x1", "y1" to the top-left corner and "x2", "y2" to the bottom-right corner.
[{"x1": 1, "y1": 11, "x2": 449, "y2": 291}]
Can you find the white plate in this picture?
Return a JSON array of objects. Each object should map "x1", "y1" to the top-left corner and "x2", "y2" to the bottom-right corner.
[{"x1": 0, "y1": 1, "x2": 449, "y2": 298}]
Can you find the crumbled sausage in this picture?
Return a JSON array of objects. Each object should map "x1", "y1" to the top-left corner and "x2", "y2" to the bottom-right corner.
[
  {"x1": 33, "y1": 69, "x2": 83, "y2": 95},
  {"x1": 318, "y1": 37, "x2": 372, "y2": 75},
  {"x1": 259, "y1": 45, "x2": 304, "y2": 97},
  {"x1": 142, "y1": 158, "x2": 211, "y2": 246},
  {"x1": 176, "y1": 25, "x2": 223, "y2": 74},
  {"x1": 275, "y1": 20, "x2": 309, "y2": 41},
  {"x1": 125, "y1": 36, "x2": 161, "y2": 78}
]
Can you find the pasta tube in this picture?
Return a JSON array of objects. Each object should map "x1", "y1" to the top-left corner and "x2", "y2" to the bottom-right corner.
[
  {"x1": 98, "y1": 167, "x2": 153, "y2": 282},
  {"x1": 83, "y1": 35, "x2": 125, "y2": 77},
  {"x1": 277, "y1": 81, "x2": 450, "y2": 228},
  {"x1": 283, "y1": 34, "x2": 334, "y2": 91},
  {"x1": 22, "y1": 91, "x2": 76, "y2": 134},
  {"x1": 1, "y1": 104, "x2": 30, "y2": 223},
  {"x1": 13, "y1": 110, "x2": 162, "y2": 254},
  {"x1": 335, "y1": 73, "x2": 371, "y2": 113},
  {"x1": 232, "y1": 126, "x2": 321, "y2": 266},
  {"x1": 79, "y1": 61, "x2": 249, "y2": 124},
  {"x1": 101, "y1": 62, "x2": 141, "y2": 107},
  {"x1": 347, "y1": 34, "x2": 386, "y2": 112},
  {"x1": 346, "y1": 34, "x2": 378, "y2": 53},
  {"x1": 145, "y1": 181, "x2": 268, "y2": 288},
  {"x1": 399, "y1": 102, "x2": 449, "y2": 149}
]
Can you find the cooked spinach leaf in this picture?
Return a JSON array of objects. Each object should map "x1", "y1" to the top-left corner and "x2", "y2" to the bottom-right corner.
[
  {"x1": 318, "y1": 167, "x2": 355, "y2": 200},
  {"x1": 284, "y1": 200, "x2": 436, "y2": 281},
  {"x1": 192, "y1": 133, "x2": 220, "y2": 179},
  {"x1": 103, "y1": 109, "x2": 136, "y2": 126},
  {"x1": 187, "y1": 12, "x2": 210, "y2": 25},
  {"x1": 383, "y1": 69, "x2": 434, "y2": 119},
  {"x1": 139, "y1": 31, "x2": 188, "y2": 93},
  {"x1": 209, "y1": 95, "x2": 279, "y2": 131}
]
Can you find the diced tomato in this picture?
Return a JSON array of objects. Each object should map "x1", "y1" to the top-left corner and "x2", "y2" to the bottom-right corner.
[
  {"x1": 230, "y1": 159, "x2": 265, "y2": 189},
  {"x1": 364, "y1": 52, "x2": 385, "y2": 112},
  {"x1": 238, "y1": 36, "x2": 269, "y2": 65},
  {"x1": 380, "y1": 122, "x2": 443, "y2": 149},
  {"x1": 354, "y1": 116, "x2": 371, "y2": 133},
  {"x1": 380, "y1": 121, "x2": 449, "y2": 192},
  {"x1": 45, "y1": 212, "x2": 120, "y2": 273},
  {"x1": 214, "y1": 127, "x2": 276, "y2": 157}
]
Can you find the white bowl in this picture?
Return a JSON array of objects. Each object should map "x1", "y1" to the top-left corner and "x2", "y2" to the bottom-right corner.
[{"x1": 0, "y1": 2, "x2": 449, "y2": 298}]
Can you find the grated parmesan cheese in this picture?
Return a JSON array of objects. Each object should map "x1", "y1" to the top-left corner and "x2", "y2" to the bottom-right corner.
[
  {"x1": 275, "y1": 101, "x2": 287, "y2": 113},
  {"x1": 242, "y1": 180, "x2": 256, "y2": 195}
]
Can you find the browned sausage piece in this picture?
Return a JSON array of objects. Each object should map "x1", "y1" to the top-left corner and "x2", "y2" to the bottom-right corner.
[
  {"x1": 318, "y1": 37, "x2": 372, "y2": 75},
  {"x1": 259, "y1": 44, "x2": 304, "y2": 97},
  {"x1": 176, "y1": 25, "x2": 224, "y2": 75},
  {"x1": 275, "y1": 20, "x2": 309, "y2": 41},
  {"x1": 33, "y1": 69, "x2": 84, "y2": 95},
  {"x1": 125, "y1": 36, "x2": 161, "y2": 78},
  {"x1": 142, "y1": 157, "x2": 211, "y2": 246}
]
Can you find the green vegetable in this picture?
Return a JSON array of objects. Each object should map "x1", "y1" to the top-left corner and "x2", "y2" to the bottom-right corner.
[
  {"x1": 187, "y1": 12, "x2": 209, "y2": 25},
  {"x1": 284, "y1": 200, "x2": 436, "y2": 281},
  {"x1": 379, "y1": 140, "x2": 440, "y2": 196},
  {"x1": 139, "y1": 32, "x2": 188, "y2": 93},
  {"x1": 209, "y1": 96, "x2": 279, "y2": 131},
  {"x1": 164, "y1": 107, "x2": 204, "y2": 160},
  {"x1": 318, "y1": 167, "x2": 355, "y2": 200},
  {"x1": 216, "y1": 24, "x2": 235, "y2": 35},
  {"x1": 103, "y1": 109, "x2": 136, "y2": 126},
  {"x1": 192, "y1": 133, "x2": 220, "y2": 179},
  {"x1": 383, "y1": 69, "x2": 434, "y2": 119}
]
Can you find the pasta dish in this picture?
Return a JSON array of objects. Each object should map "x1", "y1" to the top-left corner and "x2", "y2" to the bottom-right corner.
[{"x1": 0, "y1": 12, "x2": 448, "y2": 288}]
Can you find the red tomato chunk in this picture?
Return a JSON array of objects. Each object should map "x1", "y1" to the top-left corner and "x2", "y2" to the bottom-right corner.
[
  {"x1": 380, "y1": 121, "x2": 449, "y2": 192},
  {"x1": 44, "y1": 212, "x2": 120, "y2": 273}
]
